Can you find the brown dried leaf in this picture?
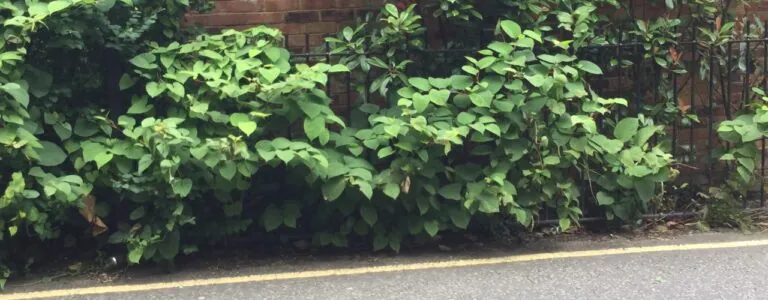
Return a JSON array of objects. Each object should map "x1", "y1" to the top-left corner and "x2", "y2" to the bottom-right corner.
[{"x1": 79, "y1": 195, "x2": 108, "y2": 236}]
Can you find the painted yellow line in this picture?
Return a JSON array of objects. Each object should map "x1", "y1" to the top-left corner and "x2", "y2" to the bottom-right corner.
[{"x1": 3, "y1": 239, "x2": 768, "y2": 299}]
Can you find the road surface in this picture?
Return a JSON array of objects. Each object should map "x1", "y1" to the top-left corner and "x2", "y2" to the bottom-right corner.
[{"x1": 4, "y1": 232, "x2": 768, "y2": 299}]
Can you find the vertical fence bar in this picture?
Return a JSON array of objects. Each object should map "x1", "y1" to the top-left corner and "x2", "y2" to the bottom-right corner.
[
  {"x1": 762, "y1": 31, "x2": 767, "y2": 208},
  {"x1": 672, "y1": 66, "x2": 678, "y2": 158},
  {"x1": 635, "y1": 43, "x2": 643, "y2": 113},
  {"x1": 742, "y1": 20, "x2": 752, "y2": 208},
  {"x1": 689, "y1": 41, "x2": 697, "y2": 180},
  {"x1": 724, "y1": 41, "x2": 732, "y2": 175},
  {"x1": 742, "y1": 19, "x2": 752, "y2": 112},
  {"x1": 708, "y1": 47, "x2": 715, "y2": 185}
]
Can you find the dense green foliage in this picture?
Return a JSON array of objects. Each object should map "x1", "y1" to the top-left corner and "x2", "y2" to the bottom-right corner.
[{"x1": 0, "y1": 0, "x2": 759, "y2": 288}]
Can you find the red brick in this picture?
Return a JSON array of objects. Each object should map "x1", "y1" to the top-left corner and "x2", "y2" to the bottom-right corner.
[
  {"x1": 301, "y1": 0, "x2": 336, "y2": 10},
  {"x1": 335, "y1": 0, "x2": 369, "y2": 8},
  {"x1": 303, "y1": 22, "x2": 338, "y2": 34},
  {"x1": 213, "y1": 0, "x2": 263, "y2": 13},
  {"x1": 186, "y1": 12, "x2": 284, "y2": 27},
  {"x1": 263, "y1": 0, "x2": 300, "y2": 11},
  {"x1": 285, "y1": 11, "x2": 320, "y2": 23},
  {"x1": 273, "y1": 23, "x2": 305, "y2": 34},
  {"x1": 321, "y1": 9, "x2": 354, "y2": 21}
]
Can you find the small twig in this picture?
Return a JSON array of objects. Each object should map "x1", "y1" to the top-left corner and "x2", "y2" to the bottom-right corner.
[{"x1": 673, "y1": 162, "x2": 700, "y2": 170}]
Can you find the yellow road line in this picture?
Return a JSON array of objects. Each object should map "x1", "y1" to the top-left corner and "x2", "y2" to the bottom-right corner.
[{"x1": 4, "y1": 239, "x2": 768, "y2": 300}]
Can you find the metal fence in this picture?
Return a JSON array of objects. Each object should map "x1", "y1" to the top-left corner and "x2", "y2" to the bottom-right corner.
[{"x1": 284, "y1": 23, "x2": 768, "y2": 222}]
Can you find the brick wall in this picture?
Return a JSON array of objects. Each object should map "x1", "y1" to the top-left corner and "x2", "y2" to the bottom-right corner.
[{"x1": 186, "y1": 0, "x2": 376, "y2": 52}]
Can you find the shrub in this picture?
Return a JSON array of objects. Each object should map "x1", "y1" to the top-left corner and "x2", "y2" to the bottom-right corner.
[{"x1": 0, "y1": 0, "x2": 686, "y2": 287}]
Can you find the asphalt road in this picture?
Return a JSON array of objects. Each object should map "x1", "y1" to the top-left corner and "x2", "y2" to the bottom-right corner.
[{"x1": 5, "y1": 232, "x2": 768, "y2": 300}]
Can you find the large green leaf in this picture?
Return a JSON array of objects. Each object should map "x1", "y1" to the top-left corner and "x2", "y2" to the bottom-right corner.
[
  {"x1": 614, "y1": 118, "x2": 639, "y2": 142},
  {"x1": 408, "y1": 77, "x2": 431, "y2": 91},
  {"x1": 438, "y1": 183, "x2": 463, "y2": 200},
  {"x1": 449, "y1": 209, "x2": 470, "y2": 229},
  {"x1": 158, "y1": 229, "x2": 180, "y2": 260},
  {"x1": 37, "y1": 141, "x2": 67, "y2": 167},
  {"x1": 500, "y1": 20, "x2": 521, "y2": 38},
  {"x1": 263, "y1": 205, "x2": 283, "y2": 232},
  {"x1": 322, "y1": 177, "x2": 347, "y2": 201},
  {"x1": 469, "y1": 91, "x2": 493, "y2": 107},
  {"x1": 596, "y1": 191, "x2": 615, "y2": 205},
  {"x1": 360, "y1": 205, "x2": 378, "y2": 226},
  {"x1": 220, "y1": 161, "x2": 237, "y2": 180},
  {"x1": 172, "y1": 178, "x2": 193, "y2": 197},
  {"x1": 576, "y1": 60, "x2": 603, "y2": 74},
  {"x1": 1, "y1": 83, "x2": 29, "y2": 107},
  {"x1": 424, "y1": 220, "x2": 439, "y2": 237}
]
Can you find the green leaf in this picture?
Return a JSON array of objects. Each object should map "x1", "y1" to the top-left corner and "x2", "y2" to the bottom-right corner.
[
  {"x1": 138, "y1": 155, "x2": 153, "y2": 174},
  {"x1": 384, "y1": 3, "x2": 399, "y2": 16},
  {"x1": 449, "y1": 209, "x2": 470, "y2": 229},
  {"x1": 199, "y1": 50, "x2": 224, "y2": 60},
  {"x1": 439, "y1": 183, "x2": 463, "y2": 200},
  {"x1": 322, "y1": 177, "x2": 347, "y2": 201},
  {"x1": 263, "y1": 205, "x2": 283, "y2": 232},
  {"x1": 409, "y1": 77, "x2": 431, "y2": 91},
  {"x1": 1, "y1": 83, "x2": 29, "y2": 107},
  {"x1": 145, "y1": 82, "x2": 165, "y2": 98},
  {"x1": 457, "y1": 112, "x2": 476, "y2": 125},
  {"x1": 169, "y1": 82, "x2": 185, "y2": 97},
  {"x1": 127, "y1": 97, "x2": 153, "y2": 114},
  {"x1": 304, "y1": 117, "x2": 324, "y2": 140},
  {"x1": 424, "y1": 220, "x2": 439, "y2": 237},
  {"x1": 53, "y1": 123, "x2": 72, "y2": 140},
  {"x1": 738, "y1": 157, "x2": 755, "y2": 172},
  {"x1": 413, "y1": 93, "x2": 429, "y2": 112},
  {"x1": 81, "y1": 142, "x2": 106, "y2": 162},
  {"x1": 329, "y1": 65, "x2": 349, "y2": 73},
  {"x1": 96, "y1": 0, "x2": 116, "y2": 11},
  {"x1": 543, "y1": 156, "x2": 560, "y2": 165},
  {"x1": 596, "y1": 191, "x2": 615, "y2": 205},
  {"x1": 373, "y1": 234, "x2": 388, "y2": 251},
  {"x1": 378, "y1": 146, "x2": 395, "y2": 158},
  {"x1": 128, "y1": 247, "x2": 144, "y2": 264},
  {"x1": 264, "y1": 47, "x2": 282, "y2": 62},
  {"x1": 158, "y1": 229, "x2": 181, "y2": 260},
  {"x1": 94, "y1": 152, "x2": 114, "y2": 169},
  {"x1": 130, "y1": 206, "x2": 145, "y2": 220},
  {"x1": 172, "y1": 178, "x2": 193, "y2": 197},
  {"x1": 614, "y1": 118, "x2": 639, "y2": 142},
  {"x1": 383, "y1": 183, "x2": 400, "y2": 199},
  {"x1": 451, "y1": 75, "x2": 474, "y2": 89},
  {"x1": 469, "y1": 91, "x2": 493, "y2": 107},
  {"x1": 119, "y1": 74, "x2": 136, "y2": 91},
  {"x1": 360, "y1": 205, "x2": 378, "y2": 226},
  {"x1": 238, "y1": 121, "x2": 258, "y2": 136},
  {"x1": 74, "y1": 119, "x2": 99, "y2": 137},
  {"x1": 260, "y1": 67, "x2": 281, "y2": 83},
  {"x1": 276, "y1": 150, "x2": 295, "y2": 163},
  {"x1": 47, "y1": 1, "x2": 70, "y2": 14},
  {"x1": 559, "y1": 218, "x2": 572, "y2": 231},
  {"x1": 129, "y1": 53, "x2": 156, "y2": 69},
  {"x1": 524, "y1": 74, "x2": 546, "y2": 87},
  {"x1": 577, "y1": 60, "x2": 603, "y2": 74},
  {"x1": 429, "y1": 89, "x2": 450, "y2": 105},
  {"x1": 229, "y1": 113, "x2": 250, "y2": 126},
  {"x1": 37, "y1": 141, "x2": 67, "y2": 167},
  {"x1": 523, "y1": 30, "x2": 542, "y2": 42},
  {"x1": 500, "y1": 20, "x2": 521, "y2": 38},
  {"x1": 220, "y1": 161, "x2": 237, "y2": 180},
  {"x1": 635, "y1": 179, "x2": 655, "y2": 203}
]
